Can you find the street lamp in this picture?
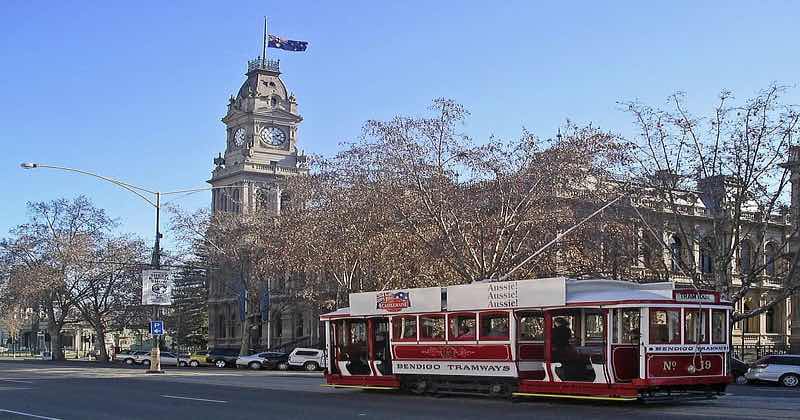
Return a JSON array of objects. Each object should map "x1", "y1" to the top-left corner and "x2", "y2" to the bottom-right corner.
[{"x1": 20, "y1": 162, "x2": 242, "y2": 372}]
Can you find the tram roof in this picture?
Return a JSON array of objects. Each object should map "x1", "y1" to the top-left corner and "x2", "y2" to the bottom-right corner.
[{"x1": 321, "y1": 277, "x2": 723, "y2": 318}]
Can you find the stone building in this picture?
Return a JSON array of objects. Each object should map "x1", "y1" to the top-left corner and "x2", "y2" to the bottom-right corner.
[{"x1": 206, "y1": 56, "x2": 316, "y2": 351}]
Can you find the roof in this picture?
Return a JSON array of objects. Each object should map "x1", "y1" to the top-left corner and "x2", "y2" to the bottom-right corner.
[{"x1": 565, "y1": 279, "x2": 674, "y2": 303}]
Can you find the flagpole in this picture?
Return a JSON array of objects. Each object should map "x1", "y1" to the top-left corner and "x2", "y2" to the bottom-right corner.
[{"x1": 262, "y1": 16, "x2": 268, "y2": 66}]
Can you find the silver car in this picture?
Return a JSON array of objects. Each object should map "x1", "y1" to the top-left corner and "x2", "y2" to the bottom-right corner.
[{"x1": 745, "y1": 355, "x2": 800, "y2": 387}]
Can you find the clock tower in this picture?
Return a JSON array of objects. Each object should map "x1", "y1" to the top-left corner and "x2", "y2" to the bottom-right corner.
[
  {"x1": 208, "y1": 57, "x2": 308, "y2": 214},
  {"x1": 207, "y1": 55, "x2": 312, "y2": 351}
]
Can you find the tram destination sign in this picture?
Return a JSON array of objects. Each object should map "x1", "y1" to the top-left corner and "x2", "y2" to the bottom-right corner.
[{"x1": 673, "y1": 290, "x2": 719, "y2": 304}]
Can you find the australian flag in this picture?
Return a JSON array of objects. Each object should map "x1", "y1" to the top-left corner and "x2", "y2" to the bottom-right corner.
[{"x1": 268, "y1": 34, "x2": 308, "y2": 52}]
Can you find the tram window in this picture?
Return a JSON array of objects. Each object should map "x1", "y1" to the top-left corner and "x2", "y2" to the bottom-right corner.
[
  {"x1": 392, "y1": 316, "x2": 417, "y2": 341},
  {"x1": 518, "y1": 312, "x2": 545, "y2": 341},
  {"x1": 613, "y1": 309, "x2": 640, "y2": 344},
  {"x1": 685, "y1": 309, "x2": 709, "y2": 344},
  {"x1": 449, "y1": 313, "x2": 477, "y2": 340},
  {"x1": 350, "y1": 320, "x2": 367, "y2": 345},
  {"x1": 711, "y1": 310, "x2": 726, "y2": 344},
  {"x1": 649, "y1": 309, "x2": 681, "y2": 344},
  {"x1": 419, "y1": 315, "x2": 445, "y2": 341},
  {"x1": 480, "y1": 313, "x2": 510, "y2": 340},
  {"x1": 584, "y1": 312, "x2": 605, "y2": 343}
]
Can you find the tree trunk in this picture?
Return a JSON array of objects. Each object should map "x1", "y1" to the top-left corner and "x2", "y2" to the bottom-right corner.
[
  {"x1": 94, "y1": 325, "x2": 109, "y2": 362},
  {"x1": 239, "y1": 316, "x2": 250, "y2": 355},
  {"x1": 47, "y1": 322, "x2": 63, "y2": 361}
]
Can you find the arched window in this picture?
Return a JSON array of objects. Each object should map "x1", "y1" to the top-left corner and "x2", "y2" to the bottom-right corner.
[
  {"x1": 765, "y1": 243, "x2": 777, "y2": 276},
  {"x1": 740, "y1": 240, "x2": 752, "y2": 274},
  {"x1": 670, "y1": 235, "x2": 684, "y2": 273},
  {"x1": 295, "y1": 313, "x2": 304, "y2": 337},
  {"x1": 700, "y1": 237, "x2": 714, "y2": 274},
  {"x1": 274, "y1": 312, "x2": 283, "y2": 338}
]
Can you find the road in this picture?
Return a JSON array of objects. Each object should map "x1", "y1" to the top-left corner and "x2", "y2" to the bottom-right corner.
[{"x1": 0, "y1": 360, "x2": 798, "y2": 420}]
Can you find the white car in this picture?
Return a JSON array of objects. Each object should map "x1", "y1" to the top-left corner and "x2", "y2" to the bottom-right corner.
[
  {"x1": 745, "y1": 355, "x2": 800, "y2": 387},
  {"x1": 119, "y1": 351, "x2": 150, "y2": 365},
  {"x1": 288, "y1": 348, "x2": 326, "y2": 371},
  {"x1": 236, "y1": 352, "x2": 289, "y2": 370},
  {"x1": 140, "y1": 351, "x2": 187, "y2": 367}
]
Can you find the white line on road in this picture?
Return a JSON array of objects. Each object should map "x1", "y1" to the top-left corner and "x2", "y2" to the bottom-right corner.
[
  {"x1": 0, "y1": 379, "x2": 35, "y2": 384},
  {"x1": 0, "y1": 409, "x2": 64, "y2": 420},
  {"x1": 161, "y1": 395, "x2": 227, "y2": 403}
]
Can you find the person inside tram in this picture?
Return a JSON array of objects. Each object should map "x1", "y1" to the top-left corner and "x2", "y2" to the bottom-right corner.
[
  {"x1": 457, "y1": 322, "x2": 476, "y2": 339},
  {"x1": 551, "y1": 317, "x2": 574, "y2": 361}
]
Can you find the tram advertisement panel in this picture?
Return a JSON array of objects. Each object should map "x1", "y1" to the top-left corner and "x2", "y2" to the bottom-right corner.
[
  {"x1": 646, "y1": 344, "x2": 729, "y2": 353},
  {"x1": 647, "y1": 354, "x2": 724, "y2": 378},
  {"x1": 393, "y1": 361, "x2": 519, "y2": 377},
  {"x1": 447, "y1": 277, "x2": 566, "y2": 311},
  {"x1": 350, "y1": 287, "x2": 442, "y2": 316}
]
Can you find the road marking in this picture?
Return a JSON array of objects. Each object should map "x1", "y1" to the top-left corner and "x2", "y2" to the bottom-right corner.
[
  {"x1": 0, "y1": 387, "x2": 34, "y2": 391},
  {"x1": 0, "y1": 409, "x2": 63, "y2": 419},
  {"x1": 0, "y1": 379, "x2": 35, "y2": 384},
  {"x1": 161, "y1": 395, "x2": 227, "y2": 403}
]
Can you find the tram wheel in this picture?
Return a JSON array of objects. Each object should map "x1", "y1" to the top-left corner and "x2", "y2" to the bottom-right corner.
[
  {"x1": 488, "y1": 382, "x2": 511, "y2": 398},
  {"x1": 408, "y1": 379, "x2": 428, "y2": 395}
]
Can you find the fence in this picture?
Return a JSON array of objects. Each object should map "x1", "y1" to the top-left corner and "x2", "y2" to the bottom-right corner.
[{"x1": 733, "y1": 342, "x2": 796, "y2": 362}]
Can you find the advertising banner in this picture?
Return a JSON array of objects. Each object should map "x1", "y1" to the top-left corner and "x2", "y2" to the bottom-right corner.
[
  {"x1": 349, "y1": 287, "x2": 442, "y2": 316},
  {"x1": 446, "y1": 277, "x2": 566, "y2": 311},
  {"x1": 142, "y1": 269, "x2": 173, "y2": 306}
]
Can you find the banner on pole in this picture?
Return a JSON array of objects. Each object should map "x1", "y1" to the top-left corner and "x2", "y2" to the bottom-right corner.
[{"x1": 142, "y1": 270, "x2": 173, "y2": 305}]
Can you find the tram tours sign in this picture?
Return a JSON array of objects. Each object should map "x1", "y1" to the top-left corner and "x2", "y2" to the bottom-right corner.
[{"x1": 141, "y1": 269, "x2": 173, "y2": 306}]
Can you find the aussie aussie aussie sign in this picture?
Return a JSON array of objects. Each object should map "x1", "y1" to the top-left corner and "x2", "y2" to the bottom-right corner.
[
  {"x1": 142, "y1": 269, "x2": 173, "y2": 306},
  {"x1": 350, "y1": 287, "x2": 441, "y2": 316},
  {"x1": 447, "y1": 277, "x2": 566, "y2": 311}
]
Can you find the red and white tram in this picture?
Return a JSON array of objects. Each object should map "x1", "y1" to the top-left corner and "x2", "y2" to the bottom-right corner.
[{"x1": 320, "y1": 277, "x2": 733, "y2": 401}]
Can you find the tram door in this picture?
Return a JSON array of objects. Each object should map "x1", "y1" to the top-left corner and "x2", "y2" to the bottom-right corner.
[
  {"x1": 370, "y1": 318, "x2": 392, "y2": 375},
  {"x1": 516, "y1": 311, "x2": 546, "y2": 380}
]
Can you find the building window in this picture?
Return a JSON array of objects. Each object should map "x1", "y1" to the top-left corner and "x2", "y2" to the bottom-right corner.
[
  {"x1": 766, "y1": 307, "x2": 780, "y2": 334},
  {"x1": 296, "y1": 313, "x2": 304, "y2": 337},
  {"x1": 742, "y1": 299, "x2": 759, "y2": 333},
  {"x1": 740, "y1": 240, "x2": 752, "y2": 274},
  {"x1": 274, "y1": 313, "x2": 283, "y2": 338},
  {"x1": 700, "y1": 238, "x2": 714, "y2": 274},
  {"x1": 670, "y1": 235, "x2": 684, "y2": 273},
  {"x1": 765, "y1": 243, "x2": 777, "y2": 276},
  {"x1": 218, "y1": 314, "x2": 226, "y2": 338}
]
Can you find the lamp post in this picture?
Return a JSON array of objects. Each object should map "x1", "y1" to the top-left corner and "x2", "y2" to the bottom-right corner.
[{"x1": 20, "y1": 162, "x2": 242, "y2": 372}]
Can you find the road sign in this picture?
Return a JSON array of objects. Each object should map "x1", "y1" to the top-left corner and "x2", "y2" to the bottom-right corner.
[{"x1": 150, "y1": 320, "x2": 165, "y2": 336}]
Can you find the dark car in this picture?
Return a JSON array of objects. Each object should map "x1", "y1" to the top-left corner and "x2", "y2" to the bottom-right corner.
[
  {"x1": 731, "y1": 357, "x2": 749, "y2": 384},
  {"x1": 207, "y1": 348, "x2": 240, "y2": 368}
]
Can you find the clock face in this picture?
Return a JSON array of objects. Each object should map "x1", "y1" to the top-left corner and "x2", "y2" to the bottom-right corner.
[
  {"x1": 260, "y1": 126, "x2": 287, "y2": 146},
  {"x1": 233, "y1": 128, "x2": 246, "y2": 147}
]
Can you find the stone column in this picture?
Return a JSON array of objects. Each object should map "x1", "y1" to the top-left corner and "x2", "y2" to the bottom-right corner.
[{"x1": 790, "y1": 294, "x2": 800, "y2": 351}]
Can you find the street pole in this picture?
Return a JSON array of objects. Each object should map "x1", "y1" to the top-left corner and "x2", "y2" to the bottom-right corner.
[{"x1": 148, "y1": 191, "x2": 163, "y2": 373}]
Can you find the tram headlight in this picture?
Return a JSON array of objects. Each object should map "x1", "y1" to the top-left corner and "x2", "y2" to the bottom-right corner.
[{"x1": 687, "y1": 364, "x2": 696, "y2": 374}]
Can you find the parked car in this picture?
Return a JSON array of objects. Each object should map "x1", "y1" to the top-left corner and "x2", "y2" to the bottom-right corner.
[
  {"x1": 120, "y1": 351, "x2": 150, "y2": 365},
  {"x1": 731, "y1": 357, "x2": 749, "y2": 384},
  {"x1": 745, "y1": 355, "x2": 800, "y2": 387},
  {"x1": 288, "y1": 348, "x2": 326, "y2": 371},
  {"x1": 207, "y1": 348, "x2": 240, "y2": 368},
  {"x1": 0, "y1": 346, "x2": 8, "y2": 353},
  {"x1": 189, "y1": 351, "x2": 209, "y2": 367},
  {"x1": 140, "y1": 351, "x2": 187, "y2": 367},
  {"x1": 236, "y1": 352, "x2": 290, "y2": 370}
]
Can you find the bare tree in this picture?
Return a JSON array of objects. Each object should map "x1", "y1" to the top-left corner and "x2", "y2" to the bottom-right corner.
[
  {"x1": 0, "y1": 197, "x2": 117, "y2": 360},
  {"x1": 624, "y1": 85, "x2": 800, "y2": 323}
]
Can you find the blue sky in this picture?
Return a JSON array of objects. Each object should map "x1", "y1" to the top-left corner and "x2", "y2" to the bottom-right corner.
[{"x1": 1, "y1": 1, "x2": 798, "y2": 247}]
